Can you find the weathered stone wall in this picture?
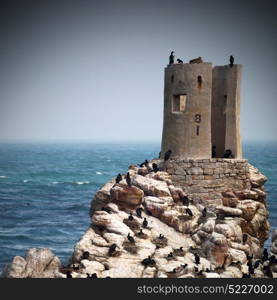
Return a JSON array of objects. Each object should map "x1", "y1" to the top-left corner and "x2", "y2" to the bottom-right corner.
[
  {"x1": 212, "y1": 65, "x2": 242, "y2": 158},
  {"x1": 161, "y1": 63, "x2": 213, "y2": 159},
  {"x1": 162, "y1": 158, "x2": 251, "y2": 207}
]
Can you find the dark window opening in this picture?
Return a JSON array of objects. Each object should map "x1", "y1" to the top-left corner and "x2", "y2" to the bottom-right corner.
[
  {"x1": 197, "y1": 75, "x2": 202, "y2": 89},
  {"x1": 172, "y1": 94, "x2": 187, "y2": 112},
  {"x1": 171, "y1": 75, "x2": 174, "y2": 83}
]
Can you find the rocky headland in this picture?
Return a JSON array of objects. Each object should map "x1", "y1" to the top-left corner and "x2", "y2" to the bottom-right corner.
[{"x1": 2, "y1": 158, "x2": 277, "y2": 278}]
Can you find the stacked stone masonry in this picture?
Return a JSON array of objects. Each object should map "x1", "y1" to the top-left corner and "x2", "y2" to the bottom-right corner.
[{"x1": 163, "y1": 158, "x2": 251, "y2": 208}]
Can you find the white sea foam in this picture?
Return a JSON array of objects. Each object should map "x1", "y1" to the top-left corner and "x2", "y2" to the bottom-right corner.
[
  {"x1": 52, "y1": 181, "x2": 59, "y2": 184},
  {"x1": 23, "y1": 179, "x2": 31, "y2": 183},
  {"x1": 0, "y1": 175, "x2": 6, "y2": 178},
  {"x1": 96, "y1": 171, "x2": 102, "y2": 175},
  {"x1": 75, "y1": 181, "x2": 90, "y2": 185}
]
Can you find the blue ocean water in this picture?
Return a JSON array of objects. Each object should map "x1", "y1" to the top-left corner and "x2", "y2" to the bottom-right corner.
[{"x1": 0, "y1": 141, "x2": 276, "y2": 272}]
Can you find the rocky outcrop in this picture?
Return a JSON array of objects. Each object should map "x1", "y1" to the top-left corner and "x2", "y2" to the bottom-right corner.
[
  {"x1": 2, "y1": 248, "x2": 61, "y2": 278},
  {"x1": 2, "y1": 158, "x2": 276, "y2": 278}
]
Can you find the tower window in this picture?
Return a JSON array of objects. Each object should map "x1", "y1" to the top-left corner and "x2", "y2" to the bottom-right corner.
[
  {"x1": 172, "y1": 94, "x2": 187, "y2": 112},
  {"x1": 197, "y1": 75, "x2": 202, "y2": 89},
  {"x1": 171, "y1": 75, "x2": 174, "y2": 83}
]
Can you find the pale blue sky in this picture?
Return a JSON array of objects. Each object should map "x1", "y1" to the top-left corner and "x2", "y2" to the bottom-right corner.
[{"x1": 0, "y1": 0, "x2": 276, "y2": 142}]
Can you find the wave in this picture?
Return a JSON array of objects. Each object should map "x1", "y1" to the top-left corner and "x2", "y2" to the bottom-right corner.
[
  {"x1": 0, "y1": 175, "x2": 6, "y2": 178},
  {"x1": 74, "y1": 181, "x2": 90, "y2": 185},
  {"x1": 23, "y1": 179, "x2": 31, "y2": 183},
  {"x1": 96, "y1": 171, "x2": 102, "y2": 175}
]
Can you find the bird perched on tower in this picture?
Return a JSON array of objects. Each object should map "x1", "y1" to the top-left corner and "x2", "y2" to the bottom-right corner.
[
  {"x1": 229, "y1": 55, "x2": 234, "y2": 67},
  {"x1": 164, "y1": 150, "x2": 172, "y2": 161},
  {"x1": 169, "y1": 51, "x2": 174, "y2": 64}
]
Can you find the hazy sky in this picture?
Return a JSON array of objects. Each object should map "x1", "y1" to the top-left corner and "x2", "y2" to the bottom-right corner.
[{"x1": 0, "y1": 0, "x2": 276, "y2": 142}]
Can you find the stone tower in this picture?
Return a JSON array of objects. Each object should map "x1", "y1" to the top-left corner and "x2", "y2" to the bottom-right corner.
[
  {"x1": 161, "y1": 60, "x2": 242, "y2": 159},
  {"x1": 211, "y1": 65, "x2": 242, "y2": 158},
  {"x1": 161, "y1": 62, "x2": 213, "y2": 159}
]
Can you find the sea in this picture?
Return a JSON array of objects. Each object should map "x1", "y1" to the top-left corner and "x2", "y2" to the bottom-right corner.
[{"x1": 0, "y1": 141, "x2": 276, "y2": 272}]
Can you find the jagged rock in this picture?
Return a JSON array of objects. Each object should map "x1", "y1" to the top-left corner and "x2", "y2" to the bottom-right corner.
[
  {"x1": 132, "y1": 174, "x2": 171, "y2": 197},
  {"x1": 248, "y1": 164, "x2": 267, "y2": 187},
  {"x1": 110, "y1": 183, "x2": 144, "y2": 206},
  {"x1": 2, "y1": 158, "x2": 272, "y2": 278},
  {"x1": 144, "y1": 196, "x2": 168, "y2": 217},
  {"x1": 2, "y1": 248, "x2": 61, "y2": 278},
  {"x1": 215, "y1": 206, "x2": 242, "y2": 217},
  {"x1": 2, "y1": 256, "x2": 26, "y2": 278}
]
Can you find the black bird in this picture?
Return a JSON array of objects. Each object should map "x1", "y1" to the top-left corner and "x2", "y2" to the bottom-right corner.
[
  {"x1": 242, "y1": 273, "x2": 251, "y2": 278},
  {"x1": 262, "y1": 248, "x2": 269, "y2": 262},
  {"x1": 242, "y1": 234, "x2": 248, "y2": 245},
  {"x1": 248, "y1": 264, "x2": 255, "y2": 275},
  {"x1": 247, "y1": 253, "x2": 253, "y2": 260},
  {"x1": 127, "y1": 233, "x2": 135, "y2": 243},
  {"x1": 182, "y1": 196, "x2": 189, "y2": 206},
  {"x1": 115, "y1": 173, "x2": 122, "y2": 184},
  {"x1": 152, "y1": 163, "x2": 159, "y2": 173},
  {"x1": 72, "y1": 264, "x2": 80, "y2": 271},
  {"x1": 82, "y1": 251, "x2": 90, "y2": 260},
  {"x1": 108, "y1": 244, "x2": 117, "y2": 256},
  {"x1": 158, "y1": 234, "x2": 164, "y2": 239},
  {"x1": 167, "y1": 252, "x2": 174, "y2": 258},
  {"x1": 137, "y1": 229, "x2": 144, "y2": 236},
  {"x1": 205, "y1": 268, "x2": 211, "y2": 273},
  {"x1": 269, "y1": 255, "x2": 277, "y2": 265},
  {"x1": 202, "y1": 207, "x2": 207, "y2": 218},
  {"x1": 169, "y1": 51, "x2": 174, "y2": 64},
  {"x1": 164, "y1": 150, "x2": 172, "y2": 161},
  {"x1": 128, "y1": 213, "x2": 134, "y2": 221},
  {"x1": 126, "y1": 172, "x2": 132, "y2": 187},
  {"x1": 254, "y1": 260, "x2": 261, "y2": 269},
  {"x1": 229, "y1": 55, "x2": 234, "y2": 67},
  {"x1": 139, "y1": 160, "x2": 149, "y2": 167},
  {"x1": 159, "y1": 152, "x2": 161, "y2": 159},
  {"x1": 194, "y1": 266, "x2": 199, "y2": 273},
  {"x1": 136, "y1": 207, "x2": 143, "y2": 218},
  {"x1": 186, "y1": 208, "x2": 193, "y2": 217},
  {"x1": 101, "y1": 206, "x2": 111, "y2": 214},
  {"x1": 194, "y1": 253, "x2": 200, "y2": 265},
  {"x1": 143, "y1": 218, "x2": 148, "y2": 228},
  {"x1": 142, "y1": 256, "x2": 156, "y2": 267},
  {"x1": 66, "y1": 271, "x2": 72, "y2": 278},
  {"x1": 177, "y1": 58, "x2": 183, "y2": 63}
]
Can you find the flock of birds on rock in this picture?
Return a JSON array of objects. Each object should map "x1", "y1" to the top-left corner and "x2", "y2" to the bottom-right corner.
[{"x1": 60, "y1": 147, "x2": 276, "y2": 278}]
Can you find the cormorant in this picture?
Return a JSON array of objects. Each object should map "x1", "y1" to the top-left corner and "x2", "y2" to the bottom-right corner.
[
  {"x1": 139, "y1": 160, "x2": 149, "y2": 167},
  {"x1": 194, "y1": 253, "x2": 200, "y2": 265},
  {"x1": 164, "y1": 150, "x2": 172, "y2": 161},
  {"x1": 108, "y1": 244, "x2": 117, "y2": 256},
  {"x1": 177, "y1": 58, "x2": 183, "y2": 63},
  {"x1": 262, "y1": 248, "x2": 269, "y2": 262},
  {"x1": 128, "y1": 213, "x2": 134, "y2": 221},
  {"x1": 229, "y1": 55, "x2": 234, "y2": 67},
  {"x1": 126, "y1": 172, "x2": 132, "y2": 187},
  {"x1": 186, "y1": 208, "x2": 193, "y2": 217},
  {"x1": 202, "y1": 207, "x2": 207, "y2": 218},
  {"x1": 152, "y1": 163, "x2": 159, "y2": 173},
  {"x1": 66, "y1": 271, "x2": 72, "y2": 278},
  {"x1": 242, "y1": 234, "x2": 248, "y2": 245},
  {"x1": 136, "y1": 207, "x2": 143, "y2": 218},
  {"x1": 182, "y1": 195, "x2": 189, "y2": 206},
  {"x1": 127, "y1": 233, "x2": 135, "y2": 243},
  {"x1": 169, "y1": 51, "x2": 174, "y2": 64},
  {"x1": 115, "y1": 173, "x2": 122, "y2": 184},
  {"x1": 223, "y1": 149, "x2": 234, "y2": 158},
  {"x1": 158, "y1": 234, "x2": 164, "y2": 239},
  {"x1": 82, "y1": 251, "x2": 90, "y2": 260},
  {"x1": 143, "y1": 218, "x2": 148, "y2": 228}
]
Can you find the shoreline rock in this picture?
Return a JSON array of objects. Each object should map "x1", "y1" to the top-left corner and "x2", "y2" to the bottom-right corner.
[{"x1": 2, "y1": 158, "x2": 276, "y2": 278}]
